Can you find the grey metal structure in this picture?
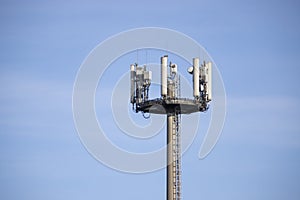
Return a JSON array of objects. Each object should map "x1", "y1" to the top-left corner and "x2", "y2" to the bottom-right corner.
[{"x1": 130, "y1": 55, "x2": 212, "y2": 200}]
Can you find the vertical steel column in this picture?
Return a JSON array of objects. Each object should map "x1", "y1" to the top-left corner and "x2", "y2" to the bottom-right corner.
[
  {"x1": 167, "y1": 113, "x2": 175, "y2": 200},
  {"x1": 167, "y1": 77, "x2": 181, "y2": 200}
]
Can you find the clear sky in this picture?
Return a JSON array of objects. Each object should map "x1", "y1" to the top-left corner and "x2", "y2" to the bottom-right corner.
[{"x1": 1, "y1": 0, "x2": 300, "y2": 199}]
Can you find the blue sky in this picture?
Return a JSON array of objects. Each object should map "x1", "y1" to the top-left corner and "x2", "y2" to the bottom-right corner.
[{"x1": 1, "y1": 0, "x2": 300, "y2": 199}]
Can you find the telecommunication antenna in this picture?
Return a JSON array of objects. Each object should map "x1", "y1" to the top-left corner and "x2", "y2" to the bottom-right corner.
[{"x1": 130, "y1": 55, "x2": 212, "y2": 200}]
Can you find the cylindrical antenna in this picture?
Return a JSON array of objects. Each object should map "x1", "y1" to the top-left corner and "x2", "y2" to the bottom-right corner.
[
  {"x1": 130, "y1": 64, "x2": 135, "y2": 104},
  {"x1": 161, "y1": 55, "x2": 168, "y2": 97},
  {"x1": 206, "y1": 62, "x2": 212, "y2": 101},
  {"x1": 193, "y1": 58, "x2": 200, "y2": 98}
]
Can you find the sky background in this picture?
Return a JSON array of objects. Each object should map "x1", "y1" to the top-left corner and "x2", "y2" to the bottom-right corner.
[{"x1": 1, "y1": 0, "x2": 300, "y2": 199}]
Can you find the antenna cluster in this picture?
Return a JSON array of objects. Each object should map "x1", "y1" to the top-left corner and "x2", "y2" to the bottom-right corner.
[
  {"x1": 130, "y1": 55, "x2": 212, "y2": 114},
  {"x1": 130, "y1": 64, "x2": 152, "y2": 106},
  {"x1": 188, "y1": 58, "x2": 212, "y2": 102}
]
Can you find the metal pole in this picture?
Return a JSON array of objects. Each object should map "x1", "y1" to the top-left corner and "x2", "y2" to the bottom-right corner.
[
  {"x1": 167, "y1": 113, "x2": 175, "y2": 200},
  {"x1": 167, "y1": 77, "x2": 181, "y2": 200}
]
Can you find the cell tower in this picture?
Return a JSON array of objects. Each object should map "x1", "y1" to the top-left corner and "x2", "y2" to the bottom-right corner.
[{"x1": 130, "y1": 55, "x2": 212, "y2": 200}]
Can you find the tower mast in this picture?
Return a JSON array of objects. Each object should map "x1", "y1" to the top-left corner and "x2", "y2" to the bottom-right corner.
[{"x1": 130, "y1": 55, "x2": 212, "y2": 200}]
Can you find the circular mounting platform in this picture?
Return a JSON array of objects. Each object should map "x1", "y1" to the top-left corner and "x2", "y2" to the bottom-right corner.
[{"x1": 136, "y1": 98, "x2": 208, "y2": 114}]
